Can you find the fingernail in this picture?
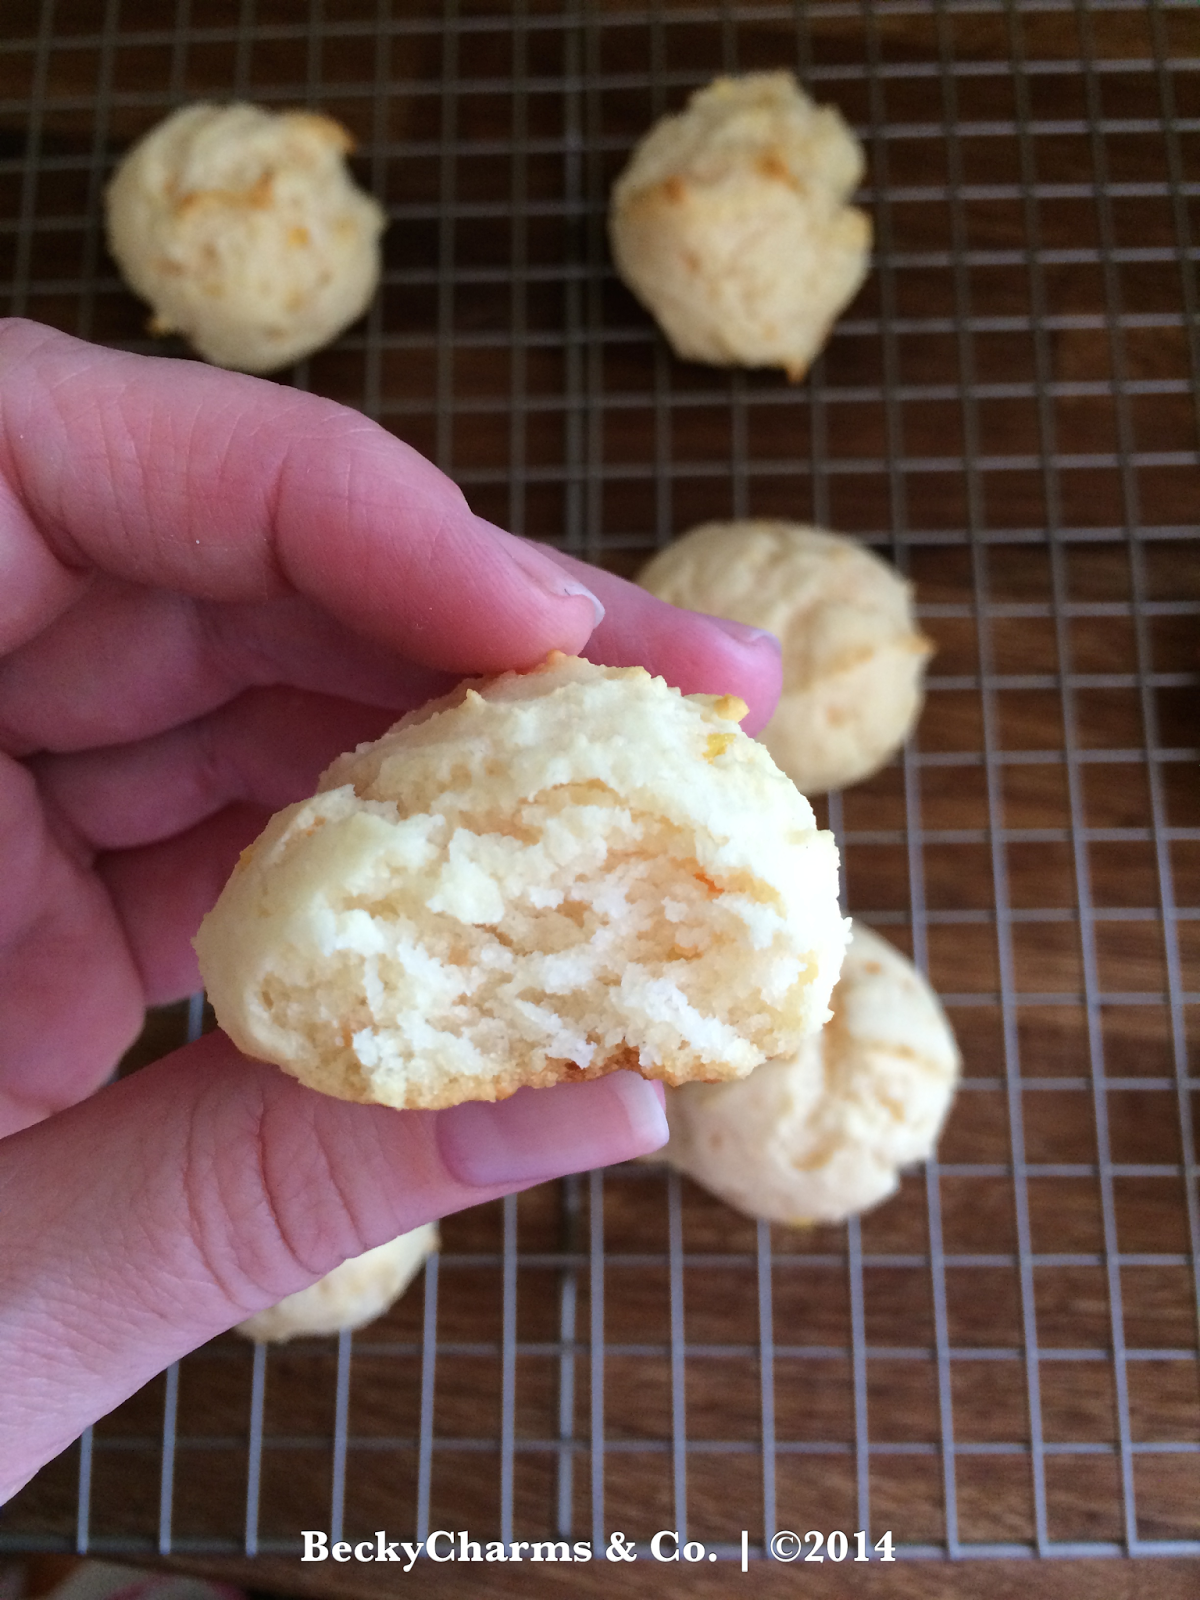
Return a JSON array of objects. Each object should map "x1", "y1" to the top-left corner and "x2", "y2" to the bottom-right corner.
[
  {"x1": 557, "y1": 579, "x2": 607, "y2": 629},
  {"x1": 704, "y1": 615, "x2": 781, "y2": 652},
  {"x1": 435, "y1": 1071, "x2": 669, "y2": 1188},
  {"x1": 494, "y1": 527, "x2": 606, "y2": 629}
]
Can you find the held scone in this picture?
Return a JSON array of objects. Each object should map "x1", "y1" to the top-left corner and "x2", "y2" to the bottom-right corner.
[
  {"x1": 195, "y1": 655, "x2": 848, "y2": 1111},
  {"x1": 609, "y1": 72, "x2": 871, "y2": 378},
  {"x1": 236, "y1": 1223, "x2": 438, "y2": 1343},
  {"x1": 657, "y1": 922, "x2": 961, "y2": 1225},
  {"x1": 105, "y1": 102, "x2": 385, "y2": 372},
  {"x1": 638, "y1": 521, "x2": 933, "y2": 794}
]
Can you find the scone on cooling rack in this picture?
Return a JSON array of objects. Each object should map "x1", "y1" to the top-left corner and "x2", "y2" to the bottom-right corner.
[
  {"x1": 194, "y1": 653, "x2": 848, "y2": 1112},
  {"x1": 609, "y1": 71, "x2": 871, "y2": 379},
  {"x1": 236, "y1": 1223, "x2": 438, "y2": 1343},
  {"x1": 105, "y1": 102, "x2": 386, "y2": 372},
  {"x1": 655, "y1": 922, "x2": 960, "y2": 1225},
  {"x1": 638, "y1": 520, "x2": 933, "y2": 794}
]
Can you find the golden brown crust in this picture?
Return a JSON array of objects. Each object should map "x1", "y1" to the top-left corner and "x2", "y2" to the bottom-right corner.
[
  {"x1": 104, "y1": 101, "x2": 384, "y2": 372},
  {"x1": 608, "y1": 73, "x2": 871, "y2": 377}
]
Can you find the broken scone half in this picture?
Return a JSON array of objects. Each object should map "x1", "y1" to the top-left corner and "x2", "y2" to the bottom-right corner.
[{"x1": 195, "y1": 653, "x2": 848, "y2": 1110}]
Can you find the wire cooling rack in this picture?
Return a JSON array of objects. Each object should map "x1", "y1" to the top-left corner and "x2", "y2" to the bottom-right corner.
[{"x1": 2, "y1": 0, "x2": 1199, "y2": 1568}]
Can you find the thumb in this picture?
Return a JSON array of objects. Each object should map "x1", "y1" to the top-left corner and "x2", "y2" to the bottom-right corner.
[{"x1": 0, "y1": 1031, "x2": 667, "y2": 1500}]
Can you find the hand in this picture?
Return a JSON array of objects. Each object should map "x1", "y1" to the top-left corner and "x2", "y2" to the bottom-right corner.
[{"x1": 0, "y1": 320, "x2": 782, "y2": 1499}]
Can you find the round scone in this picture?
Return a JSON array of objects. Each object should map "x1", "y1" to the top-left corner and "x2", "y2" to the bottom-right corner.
[
  {"x1": 194, "y1": 653, "x2": 848, "y2": 1110},
  {"x1": 236, "y1": 1223, "x2": 438, "y2": 1343},
  {"x1": 658, "y1": 922, "x2": 960, "y2": 1224},
  {"x1": 639, "y1": 521, "x2": 933, "y2": 794},
  {"x1": 105, "y1": 101, "x2": 386, "y2": 372},
  {"x1": 609, "y1": 72, "x2": 871, "y2": 378}
]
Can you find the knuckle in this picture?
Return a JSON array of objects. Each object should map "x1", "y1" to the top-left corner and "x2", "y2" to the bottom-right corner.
[{"x1": 177, "y1": 1072, "x2": 364, "y2": 1313}]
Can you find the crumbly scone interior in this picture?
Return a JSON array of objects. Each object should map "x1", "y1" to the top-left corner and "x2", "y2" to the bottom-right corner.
[
  {"x1": 251, "y1": 777, "x2": 819, "y2": 1106},
  {"x1": 197, "y1": 658, "x2": 846, "y2": 1109}
]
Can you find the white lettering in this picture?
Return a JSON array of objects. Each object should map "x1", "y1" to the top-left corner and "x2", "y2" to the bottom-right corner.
[
  {"x1": 458, "y1": 1533, "x2": 482, "y2": 1561},
  {"x1": 354, "y1": 1542, "x2": 374, "y2": 1562},
  {"x1": 485, "y1": 1542, "x2": 508, "y2": 1561},
  {"x1": 331, "y1": 1543, "x2": 351, "y2": 1563},
  {"x1": 651, "y1": 1531, "x2": 679, "y2": 1561},
  {"x1": 684, "y1": 1541, "x2": 705, "y2": 1562},
  {"x1": 375, "y1": 1532, "x2": 400, "y2": 1562},
  {"x1": 301, "y1": 1532, "x2": 328, "y2": 1562},
  {"x1": 427, "y1": 1531, "x2": 454, "y2": 1562},
  {"x1": 530, "y1": 1542, "x2": 570, "y2": 1562},
  {"x1": 400, "y1": 1543, "x2": 423, "y2": 1573},
  {"x1": 573, "y1": 1541, "x2": 594, "y2": 1562}
]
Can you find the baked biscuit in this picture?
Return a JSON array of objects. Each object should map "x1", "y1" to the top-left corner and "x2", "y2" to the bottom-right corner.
[
  {"x1": 105, "y1": 101, "x2": 386, "y2": 372},
  {"x1": 657, "y1": 922, "x2": 960, "y2": 1224},
  {"x1": 638, "y1": 520, "x2": 932, "y2": 794},
  {"x1": 236, "y1": 1223, "x2": 438, "y2": 1342},
  {"x1": 195, "y1": 653, "x2": 848, "y2": 1111},
  {"x1": 609, "y1": 72, "x2": 870, "y2": 378}
]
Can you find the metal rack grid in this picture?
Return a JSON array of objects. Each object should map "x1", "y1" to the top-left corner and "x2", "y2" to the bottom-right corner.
[{"x1": 2, "y1": 0, "x2": 1199, "y2": 1566}]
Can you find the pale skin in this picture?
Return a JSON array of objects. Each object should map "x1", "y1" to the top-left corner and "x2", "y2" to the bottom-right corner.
[{"x1": 0, "y1": 320, "x2": 782, "y2": 1501}]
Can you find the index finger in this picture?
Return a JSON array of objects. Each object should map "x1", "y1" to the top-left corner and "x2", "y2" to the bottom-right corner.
[{"x1": 0, "y1": 319, "x2": 602, "y2": 669}]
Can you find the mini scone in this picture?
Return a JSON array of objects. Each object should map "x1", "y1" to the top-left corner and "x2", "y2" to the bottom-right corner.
[
  {"x1": 638, "y1": 521, "x2": 933, "y2": 794},
  {"x1": 609, "y1": 72, "x2": 871, "y2": 378},
  {"x1": 195, "y1": 653, "x2": 848, "y2": 1111},
  {"x1": 658, "y1": 922, "x2": 960, "y2": 1225},
  {"x1": 236, "y1": 1223, "x2": 438, "y2": 1343},
  {"x1": 105, "y1": 101, "x2": 386, "y2": 372}
]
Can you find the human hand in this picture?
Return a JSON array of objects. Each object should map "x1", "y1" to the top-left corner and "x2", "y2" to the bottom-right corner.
[{"x1": 0, "y1": 320, "x2": 782, "y2": 1498}]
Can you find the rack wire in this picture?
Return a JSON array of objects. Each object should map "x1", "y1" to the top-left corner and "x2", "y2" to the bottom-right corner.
[{"x1": 2, "y1": 0, "x2": 1199, "y2": 1566}]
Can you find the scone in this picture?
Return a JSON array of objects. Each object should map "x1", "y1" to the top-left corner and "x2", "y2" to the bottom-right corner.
[
  {"x1": 195, "y1": 653, "x2": 848, "y2": 1111},
  {"x1": 658, "y1": 922, "x2": 960, "y2": 1224},
  {"x1": 105, "y1": 101, "x2": 386, "y2": 372},
  {"x1": 639, "y1": 521, "x2": 932, "y2": 794},
  {"x1": 609, "y1": 72, "x2": 871, "y2": 378},
  {"x1": 236, "y1": 1223, "x2": 438, "y2": 1342}
]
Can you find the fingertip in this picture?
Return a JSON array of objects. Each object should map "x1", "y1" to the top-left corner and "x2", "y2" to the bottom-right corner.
[
  {"x1": 635, "y1": 603, "x2": 783, "y2": 735},
  {"x1": 433, "y1": 1070, "x2": 668, "y2": 1189},
  {"x1": 606, "y1": 1070, "x2": 671, "y2": 1154},
  {"x1": 702, "y1": 615, "x2": 782, "y2": 655},
  {"x1": 518, "y1": 547, "x2": 783, "y2": 727},
  {"x1": 692, "y1": 616, "x2": 783, "y2": 736},
  {"x1": 557, "y1": 580, "x2": 607, "y2": 632},
  {"x1": 484, "y1": 524, "x2": 606, "y2": 643}
]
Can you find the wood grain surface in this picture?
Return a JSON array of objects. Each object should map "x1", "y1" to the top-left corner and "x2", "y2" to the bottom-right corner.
[{"x1": 1, "y1": 0, "x2": 1198, "y2": 1590}]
